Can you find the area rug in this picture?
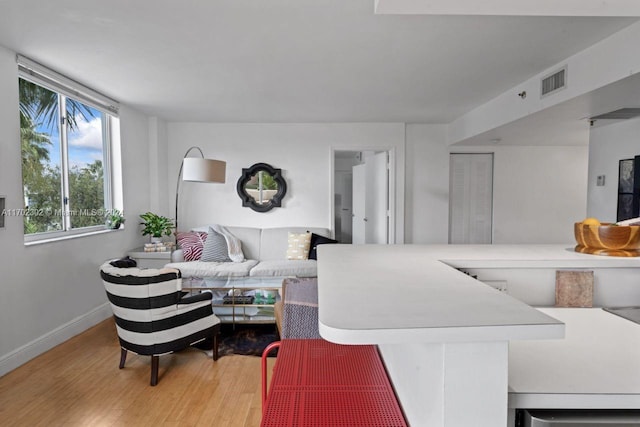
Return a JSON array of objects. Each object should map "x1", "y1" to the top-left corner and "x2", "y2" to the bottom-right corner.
[{"x1": 198, "y1": 324, "x2": 279, "y2": 357}]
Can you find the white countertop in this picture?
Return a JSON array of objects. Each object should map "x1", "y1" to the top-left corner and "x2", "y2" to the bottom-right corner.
[
  {"x1": 420, "y1": 244, "x2": 640, "y2": 269},
  {"x1": 509, "y1": 307, "x2": 640, "y2": 409},
  {"x1": 317, "y1": 244, "x2": 572, "y2": 345}
]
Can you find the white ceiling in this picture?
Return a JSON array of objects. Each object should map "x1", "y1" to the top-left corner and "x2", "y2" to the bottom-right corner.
[
  {"x1": 0, "y1": 0, "x2": 636, "y2": 124},
  {"x1": 375, "y1": 0, "x2": 640, "y2": 16}
]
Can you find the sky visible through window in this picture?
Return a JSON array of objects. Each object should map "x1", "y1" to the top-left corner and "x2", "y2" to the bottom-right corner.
[{"x1": 36, "y1": 104, "x2": 103, "y2": 169}]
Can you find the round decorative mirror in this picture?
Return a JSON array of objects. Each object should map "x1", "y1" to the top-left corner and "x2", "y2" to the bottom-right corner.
[{"x1": 236, "y1": 163, "x2": 287, "y2": 212}]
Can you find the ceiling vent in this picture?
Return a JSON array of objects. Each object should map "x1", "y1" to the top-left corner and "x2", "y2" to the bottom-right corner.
[
  {"x1": 541, "y1": 66, "x2": 567, "y2": 97},
  {"x1": 590, "y1": 108, "x2": 640, "y2": 121}
]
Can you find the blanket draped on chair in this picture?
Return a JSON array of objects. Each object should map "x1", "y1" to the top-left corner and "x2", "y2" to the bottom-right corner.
[{"x1": 282, "y1": 278, "x2": 321, "y2": 339}]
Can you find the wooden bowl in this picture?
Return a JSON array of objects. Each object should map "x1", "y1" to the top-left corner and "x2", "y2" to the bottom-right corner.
[{"x1": 574, "y1": 222, "x2": 640, "y2": 256}]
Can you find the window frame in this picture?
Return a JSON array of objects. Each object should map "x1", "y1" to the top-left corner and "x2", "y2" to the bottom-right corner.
[{"x1": 18, "y1": 56, "x2": 121, "y2": 243}]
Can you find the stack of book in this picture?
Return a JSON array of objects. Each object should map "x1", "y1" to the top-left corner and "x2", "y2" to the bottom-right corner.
[{"x1": 143, "y1": 242, "x2": 174, "y2": 252}]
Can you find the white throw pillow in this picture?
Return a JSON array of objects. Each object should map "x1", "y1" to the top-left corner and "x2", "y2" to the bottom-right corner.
[{"x1": 286, "y1": 232, "x2": 311, "y2": 260}]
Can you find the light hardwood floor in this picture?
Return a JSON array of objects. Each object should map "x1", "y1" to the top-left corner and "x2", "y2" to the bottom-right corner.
[{"x1": 0, "y1": 318, "x2": 274, "y2": 427}]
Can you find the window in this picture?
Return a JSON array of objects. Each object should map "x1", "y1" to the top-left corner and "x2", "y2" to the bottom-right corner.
[{"x1": 17, "y1": 56, "x2": 120, "y2": 242}]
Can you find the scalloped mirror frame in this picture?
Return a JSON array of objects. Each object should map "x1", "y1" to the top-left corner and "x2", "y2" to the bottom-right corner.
[{"x1": 236, "y1": 163, "x2": 287, "y2": 212}]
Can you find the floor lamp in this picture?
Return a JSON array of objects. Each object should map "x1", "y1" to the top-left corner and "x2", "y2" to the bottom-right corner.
[{"x1": 175, "y1": 146, "x2": 226, "y2": 230}]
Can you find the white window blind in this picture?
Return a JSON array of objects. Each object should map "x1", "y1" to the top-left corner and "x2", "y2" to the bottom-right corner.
[{"x1": 17, "y1": 55, "x2": 119, "y2": 116}]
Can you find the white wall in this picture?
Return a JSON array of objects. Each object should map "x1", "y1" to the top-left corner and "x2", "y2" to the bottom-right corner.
[
  {"x1": 405, "y1": 124, "x2": 450, "y2": 243},
  {"x1": 0, "y1": 45, "x2": 151, "y2": 375},
  {"x1": 164, "y1": 121, "x2": 587, "y2": 246},
  {"x1": 491, "y1": 145, "x2": 588, "y2": 243},
  {"x1": 405, "y1": 124, "x2": 588, "y2": 244},
  {"x1": 166, "y1": 123, "x2": 406, "y2": 240},
  {"x1": 441, "y1": 145, "x2": 588, "y2": 244},
  {"x1": 588, "y1": 118, "x2": 640, "y2": 222},
  {"x1": 148, "y1": 117, "x2": 170, "y2": 216}
]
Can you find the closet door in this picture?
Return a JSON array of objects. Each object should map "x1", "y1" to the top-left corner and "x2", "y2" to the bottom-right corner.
[{"x1": 449, "y1": 153, "x2": 494, "y2": 244}]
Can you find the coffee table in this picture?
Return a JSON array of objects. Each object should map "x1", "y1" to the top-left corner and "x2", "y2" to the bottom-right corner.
[{"x1": 182, "y1": 276, "x2": 286, "y2": 326}]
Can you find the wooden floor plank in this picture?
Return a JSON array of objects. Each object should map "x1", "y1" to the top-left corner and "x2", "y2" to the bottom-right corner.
[{"x1": 0, "y1": 318, "x2": 276, "y2": 427}]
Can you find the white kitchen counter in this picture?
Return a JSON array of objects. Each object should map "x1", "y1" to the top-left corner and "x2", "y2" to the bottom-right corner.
[
  {"x1": 411, "y1": 243, "x2": 640, "y2": 269},
  {"x1": 317, "y1": 244, "x2": 566, "y2": 345},
  {"x1": 510, "y1": 307, "x2": 640, "y2": 409},
  {"x1": 316, "y1": 244, "x2": 640, "y2": 427}
]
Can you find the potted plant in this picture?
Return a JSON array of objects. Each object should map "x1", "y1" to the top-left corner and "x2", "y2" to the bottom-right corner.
[
  {"x1": 105, "y1": 209, "x2": 125, "y2": 230},
  {"x1": 139, "y1": 212, "x2": 174, "y2": 242}
]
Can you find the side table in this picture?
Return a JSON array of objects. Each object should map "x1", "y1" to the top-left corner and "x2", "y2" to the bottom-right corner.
[{"x1": 127, "y1": 247, "x2": 172, "y2": 269}]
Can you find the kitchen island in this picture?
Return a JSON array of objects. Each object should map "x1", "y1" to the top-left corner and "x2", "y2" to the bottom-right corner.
[{"x1": 316, "y1": 244, "x2": 640, "y2": 427}]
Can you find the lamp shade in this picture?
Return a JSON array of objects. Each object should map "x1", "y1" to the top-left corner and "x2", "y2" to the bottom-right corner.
[{"x1": 182, "y1": 158, "x2": 226, "y2": 183}]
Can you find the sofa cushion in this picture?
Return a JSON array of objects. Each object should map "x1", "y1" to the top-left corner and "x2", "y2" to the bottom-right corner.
[
  {"x1": 165, "y1": 260, "x2": 259, "y2": 278},
  {"x1": 249, "y1": 259, "x2": 318, "y2": 277},
  {"x1": 260, "y1": 227, "x2": 331, "y2": 261}
]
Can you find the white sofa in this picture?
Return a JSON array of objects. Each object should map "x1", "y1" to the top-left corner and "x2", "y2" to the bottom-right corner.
[{"x1": 165, "y1": 226, "x2": 331, "y2": 278}]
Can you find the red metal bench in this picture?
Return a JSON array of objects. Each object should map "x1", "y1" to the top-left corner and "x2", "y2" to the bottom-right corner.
[{"x1": 261, "y1": 339, "x2": 408, "y2": 427}]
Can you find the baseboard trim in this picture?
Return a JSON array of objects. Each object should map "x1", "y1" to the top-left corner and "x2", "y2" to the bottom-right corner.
[{"x1": 0, "y1": 302, "x2": 111, "y2": 377}]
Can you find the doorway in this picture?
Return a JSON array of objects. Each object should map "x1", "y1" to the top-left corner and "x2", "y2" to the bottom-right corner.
[{"x1": 333, "y1": 150, "x2": 391, "y2": 244}]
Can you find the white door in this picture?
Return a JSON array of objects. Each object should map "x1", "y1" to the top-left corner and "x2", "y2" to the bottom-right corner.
[
  {"x1": 352, "y1": 164, "x2": 366, "y2": 244},
  {"x1": 352, "y1": 152, "x2": 389, "y2": 244},
  {"x1": 366, "y1": 151, "x2": 389, "y2": 244},
  {"x1": 449, "y1": 153, "x2": 493, "y2": 244}
]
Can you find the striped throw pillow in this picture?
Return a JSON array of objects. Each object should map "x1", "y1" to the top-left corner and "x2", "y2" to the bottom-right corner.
[
  {"x1": 201, "y1": 228, "x2": 232, "y2": 262},
  {"x1": 286, "y1": 232, "x2": 311, "y2": 260},
  {"x1": 176, "y1": 231, "x2": 208, "y2": 261}
]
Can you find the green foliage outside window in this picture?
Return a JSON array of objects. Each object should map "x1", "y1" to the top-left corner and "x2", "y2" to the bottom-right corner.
[{"x1": 68, "y1": 160, "x2": 105, "y2": 229}]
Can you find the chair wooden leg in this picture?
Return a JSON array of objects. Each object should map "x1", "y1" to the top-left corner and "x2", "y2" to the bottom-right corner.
[
  {"x1": 213, "y1": 332, "x2": 219, "y2": 361},
  {"x1": 150, "y1": 355, "x2": 159, "y2": 386},
  {"x1": 119, "y1": 348, "x2": 127, "y2": 369}
]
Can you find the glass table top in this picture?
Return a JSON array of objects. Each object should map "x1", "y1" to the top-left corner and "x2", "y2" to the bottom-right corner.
[{"x1": 181, "y1": 276, "x2": 287, "y2": 290}]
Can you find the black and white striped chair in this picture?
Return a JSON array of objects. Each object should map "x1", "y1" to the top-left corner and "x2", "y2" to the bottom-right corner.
[{"x1": 100, "y1": 262, "x2": 220, "y2": 386}]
